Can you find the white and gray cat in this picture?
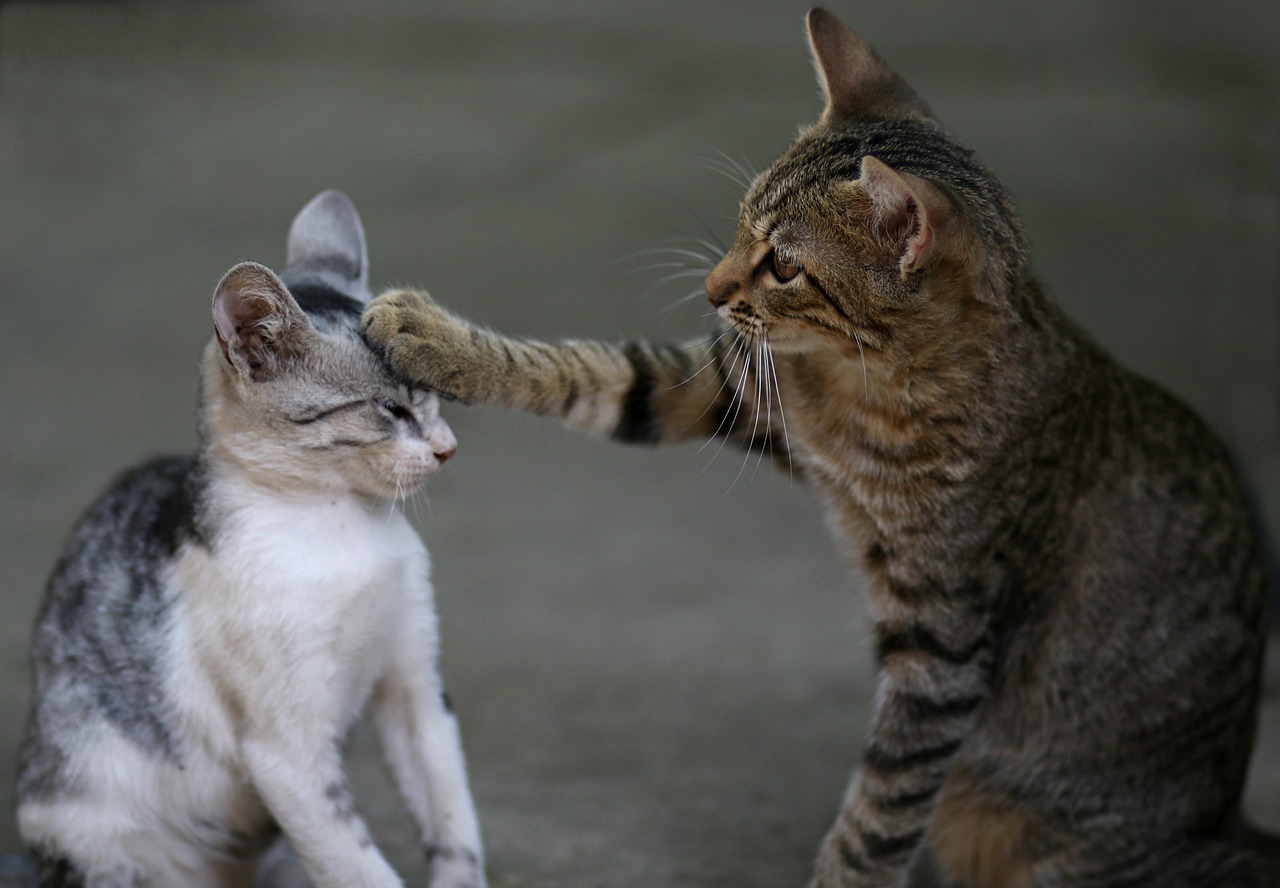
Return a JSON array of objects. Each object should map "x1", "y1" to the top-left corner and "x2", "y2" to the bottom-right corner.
[{"x1": 16, "y1": 192, "x2": 485, "y2": 888}]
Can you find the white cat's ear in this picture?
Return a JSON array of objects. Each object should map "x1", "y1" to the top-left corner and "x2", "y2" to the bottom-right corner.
[
  {"x1": 212, "y1": 262, "x2": 311, "y2": 381},
  {"x1": 282, "y1": 189, "x2": 371, "y2": 303},
  {"x1": 806, "y1": 8, "x2": 930, "y2": 124},
  {"x1": 854, "y1": 155, "x2": 952, "y2": 278}
]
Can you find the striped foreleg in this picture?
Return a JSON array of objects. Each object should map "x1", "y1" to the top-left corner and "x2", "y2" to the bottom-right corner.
[
  {"x1": 365, "y1": 290, "x2": 785, "y2": 450},
  {"x1": 810, "y1": 618, "x2": 992, "y2": 888}
]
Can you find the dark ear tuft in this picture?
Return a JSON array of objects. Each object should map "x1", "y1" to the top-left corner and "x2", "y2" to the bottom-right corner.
[
  {"x1": 211, "y1": 262, "x2": 311, "y2": 381},
  {"x1": 805, "y1": 8, "x2": 932, "y2": 124}
]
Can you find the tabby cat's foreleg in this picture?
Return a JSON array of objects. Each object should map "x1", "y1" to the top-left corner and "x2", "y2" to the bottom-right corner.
[
  {"x1": 363, "y1": 289, "x2": 786, "y2": 453},
  {"x1": 811, "y1": 614, "x2": 992, "y2": 888}
]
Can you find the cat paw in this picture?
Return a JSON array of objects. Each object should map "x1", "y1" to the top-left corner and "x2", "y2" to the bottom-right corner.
[
  {"x1": 426, "y1": 846, "x2": 486, "y2": 888},
  {"x1": 361, "y1": 289, "x2": 440, "y2": 353},
  {"x1": 362, "y1": 290, "x2": 479, "y2": 402}
]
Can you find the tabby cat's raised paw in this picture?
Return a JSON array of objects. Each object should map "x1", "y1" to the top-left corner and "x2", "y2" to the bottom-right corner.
[{"x1": 362, "y1": 289, "x2": 487, "y2": 404}]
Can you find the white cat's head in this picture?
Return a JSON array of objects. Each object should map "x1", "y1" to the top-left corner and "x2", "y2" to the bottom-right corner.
[{"x1": 201, "y1": 192, "x2": 455, "y2": 500}]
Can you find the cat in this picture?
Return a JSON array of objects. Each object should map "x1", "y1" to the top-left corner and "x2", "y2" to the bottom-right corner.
[
  {"x1": 359, "y1": 9, "x2": 1279, "y2": 888},
  {"x1": 16, "y1": 191, "x2": 486, "y2": 888}
]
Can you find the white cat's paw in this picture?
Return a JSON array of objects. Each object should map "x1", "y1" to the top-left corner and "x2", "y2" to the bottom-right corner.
[
  {"x1": 252, "y1": 839, "x2": 316, "y2": 888},
  {"x1": 426, "y1": 847, "x2": 486, "y2": 888}
]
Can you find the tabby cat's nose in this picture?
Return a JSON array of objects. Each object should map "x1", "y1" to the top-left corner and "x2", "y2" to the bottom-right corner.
[
  {"x1": 705, "y1": 265, "x2": 739, "y2": 309},
  {"x1": 435, "y1": 446, "x2": 456, "y2": 464}
]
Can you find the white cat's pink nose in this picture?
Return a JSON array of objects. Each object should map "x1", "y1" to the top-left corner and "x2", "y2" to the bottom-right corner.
[{"x1": 434, "y1": 445, "x2": 456, "y2": 464}]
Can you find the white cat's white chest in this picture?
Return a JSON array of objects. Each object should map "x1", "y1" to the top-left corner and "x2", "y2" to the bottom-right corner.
[
  {"x1": 227, "y1": 492, "x2": 427, "y2": 599},
  {"x1": 169, "y1": 487, "x2": 434, "y2": 753}
]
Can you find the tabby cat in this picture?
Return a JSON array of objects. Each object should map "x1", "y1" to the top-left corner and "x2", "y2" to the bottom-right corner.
[
  {"x1": 360, "y1": 9, "x2": 1278, "y2": 888},
  {"x1": 17, "y1": 192, "x2": 485, "y2": 888}
]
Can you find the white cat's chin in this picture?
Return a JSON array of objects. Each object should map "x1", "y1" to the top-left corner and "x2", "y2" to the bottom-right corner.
[{"x1": 363, "y1": 472, "x2": 432, "y2": 501}]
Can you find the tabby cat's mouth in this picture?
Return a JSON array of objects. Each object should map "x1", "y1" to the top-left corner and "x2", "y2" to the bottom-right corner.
[{"x1": 722, "y1": 307, "x2": 766, "y2": 339}]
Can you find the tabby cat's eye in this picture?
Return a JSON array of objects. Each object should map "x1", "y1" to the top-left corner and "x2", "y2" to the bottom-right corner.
[{"x1": 769, "y1": 251, "x2": 803, "y2": 283}]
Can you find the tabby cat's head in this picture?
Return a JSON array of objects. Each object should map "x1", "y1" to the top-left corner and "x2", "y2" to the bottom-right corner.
[
  {"x1": 201, "y1": 191, "x2": 456, "y2": 499},
  {"x1": 707, "y1": 9, "x2": 1029, "y2": 372}
]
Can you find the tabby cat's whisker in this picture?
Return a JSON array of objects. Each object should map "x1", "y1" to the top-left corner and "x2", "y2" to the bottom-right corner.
[
  {"x1": 697, "y1": 333, "x2": 751, "y2": 460},
  {"x1": 702, "y1": 142, "x2": 760, "y2": 191},
  {"x1": 676, "y1": 232, "x2": 727, "y2": 260},
  {"x1": 658, "y1": 285, "x2": 714, "y2": 317},
  {"x1": 626, "y1": 261, "x2": 710, "y2": 275},
  {"x1": 647, "y1": 269, "x2": 714, "y2": 288},
  {"x1": 742, "y1": 336, "x2": 773, "y2": 487},
  {"x1": 764, "y1": 335, "x2": 794, "y2": 481},
  {"x1": 651, "y1": 246, "x2": 719, "y2": 266},
  {"x1": 623, "y1": 243, "x2": 716, "y2": 261},
  {"x1": 752, "y1": 336, "x2": 775, "y2": 483},
  {"x1": 697, "y1": 158, "x2": 753, "y2": 191},
  {"x1": 723, "y1": 334, "x2": 768, "y2": 492},
  {"x1": 672, "y1": 328, "x2": 736, "y2": 390}
]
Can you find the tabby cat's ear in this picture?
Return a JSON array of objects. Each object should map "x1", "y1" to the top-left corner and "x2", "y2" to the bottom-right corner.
[
  {"x1": 806, "y1": 8, "x2": 931, "y2": 124},
  {"x1": 212, "y1": 261, "x2": 311, "y2": 382},
  {"x1": 854, "y1": 155, "x2": 952, "y2": 278}
]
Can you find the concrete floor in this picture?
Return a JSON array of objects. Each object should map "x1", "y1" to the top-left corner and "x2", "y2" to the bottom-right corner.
[{"x1": 1, "y1": 1, "x2": 1277, "y2": 885}]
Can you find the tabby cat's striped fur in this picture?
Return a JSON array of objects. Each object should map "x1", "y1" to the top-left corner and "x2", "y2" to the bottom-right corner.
[{"x1": 362, "y1": 10, "x2": 1278, "y2": 888}]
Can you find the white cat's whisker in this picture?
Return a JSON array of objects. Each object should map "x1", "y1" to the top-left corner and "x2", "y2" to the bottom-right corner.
[
  {"x1": 386, "y1": 477, "x2": 403, "y2": 526},
  {"x1": 411, "y1": 485, "x2": 432, "y2": 522}
]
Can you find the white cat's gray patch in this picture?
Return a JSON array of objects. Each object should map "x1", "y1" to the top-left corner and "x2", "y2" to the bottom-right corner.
[{"x1": 20, "y1": 457, "x2": 204, "y2": 792}]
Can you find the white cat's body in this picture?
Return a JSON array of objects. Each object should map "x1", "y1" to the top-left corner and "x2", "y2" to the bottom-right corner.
[
  {"x1": 20, "y1": 479, "x2": 479, "y2": 888},
  {"x1": 18, "y1": 192, "x2": 485, "y2": 888}
]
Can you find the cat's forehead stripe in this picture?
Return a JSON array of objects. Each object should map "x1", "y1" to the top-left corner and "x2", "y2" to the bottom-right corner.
[{"x1": 289, "y1": 283, "x2": 363, "y2": 323}]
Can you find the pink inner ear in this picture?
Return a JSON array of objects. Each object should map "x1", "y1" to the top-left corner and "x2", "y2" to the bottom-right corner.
[
  {"x1": 859, "y1": 157, "x2": 936, "y2": 275},
  {"x1": 902, "y1": 206, "x2": 933, "y2": 273},
  {"x1": 212, "y1": 286, "x2": 280, "y2": 377}
]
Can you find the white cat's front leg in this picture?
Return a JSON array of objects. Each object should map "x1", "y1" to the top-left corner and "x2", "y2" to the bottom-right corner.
[
  {"x1": 371, "y1": 608, "x2": 485, "y2": 888},
  {"x1": 241, "y1": 733, "x2": 402, "y2": 888}
]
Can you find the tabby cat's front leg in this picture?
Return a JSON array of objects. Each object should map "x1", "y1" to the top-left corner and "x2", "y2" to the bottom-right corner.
[
  {"x1": 811, "y1": 617, "x2": 991, "y2": 888},
  {"x1": 363, "y1": 289, "x2": 786, "y2": 451}
]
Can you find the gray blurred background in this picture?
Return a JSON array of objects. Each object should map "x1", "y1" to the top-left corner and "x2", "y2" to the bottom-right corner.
[{"x1": 1, "y1": 1, "x2": 1277, "y2": 885}]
